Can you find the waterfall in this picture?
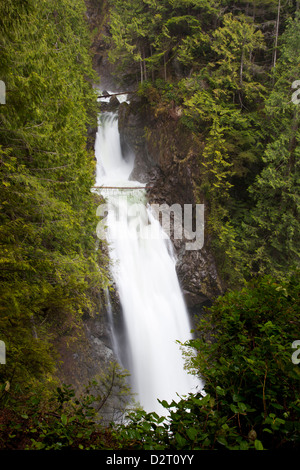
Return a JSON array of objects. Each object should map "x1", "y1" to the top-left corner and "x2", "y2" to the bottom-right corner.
[
  {"x1": 104, "y1": 287, "x2": 121, "y2": 363},
  {"x1": 94, "y1": 104, "x2": 201, "y2": 415}
]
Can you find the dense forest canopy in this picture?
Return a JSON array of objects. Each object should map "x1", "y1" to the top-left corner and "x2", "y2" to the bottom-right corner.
[
  {"x1": 0, "y1": 0, "x2": 299, "y2": 451},
  {"x1": 108, "y1": 0, "x2": 300, "y2": 284},
  {"x1": 0, "y1": 0, "x2": 110, "y2": 393}
]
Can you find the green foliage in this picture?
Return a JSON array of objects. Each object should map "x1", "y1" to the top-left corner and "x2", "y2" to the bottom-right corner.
[
  {"x1": 108, "y1": 0, "x2": 216, "y2": 83},
  {"x1": 0, "y1": 0, "x2": 110, "y2": 395},
  {"x1": 0, "y1": 362, "x2": 131, "y2": 450},
  {"x1": 114, "y1": 275, "x2": 300, "y2": 450},
  {"x1": 114, "y1": 394, "x2": 259, "y2": 450},
  {"x1": 1, "y1": 0, "x2": 299, "y2": 452},
  {"x1": 108, "y1": 0, "x2": 299, "y2": 285},
  {"x1": 240, "y1": 12, "x2": 300, "y2": 276},
  {"x1": 187, "y1": 274, "x2": 300, "y2": 448},
  {"x1": 209, "y1": 13, "x2": 266, "y2": 105}
]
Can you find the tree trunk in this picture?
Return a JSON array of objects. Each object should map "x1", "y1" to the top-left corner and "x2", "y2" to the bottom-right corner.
[
  {"x1": 252, "y1": 1, "x2": 256, "y2": 21},
  {"x1": 273, "y1": 0, "x2": 281, "y2": 69},
  {"x1": 140, "y1": 59, "x2": 143, "y2": 83},
  {"x1": 163, "y1": 52, "x2": 167, "y2": 81},
  {"x1": 240, "y1": 48, "x2": 244, "y2": 88},
  {"x1": 150, "y1": 45, "x2": 155, "y2": 81},
  {"x1": 143, "y1": 54, "x2": 147, "y2": 81},
  {"x1": 288, "y1": 110, "x2": 298, "y2": 174}
]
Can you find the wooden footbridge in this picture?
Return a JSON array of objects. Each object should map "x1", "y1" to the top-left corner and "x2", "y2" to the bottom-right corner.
[
  {"x1": 97, "y1": 91, "x2": 137, "y2": 100},
  {"x1": 92, "y1": 185, "x2": 152, "y2": 190}
]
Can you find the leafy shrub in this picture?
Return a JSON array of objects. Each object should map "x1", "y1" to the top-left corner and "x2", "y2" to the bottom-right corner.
[
  {"x1": 0, "y1": 363, "x2": 132, "y2": 450},
  {"x1": 114, "y1": 274, "x2": 300, "y2": 450}
]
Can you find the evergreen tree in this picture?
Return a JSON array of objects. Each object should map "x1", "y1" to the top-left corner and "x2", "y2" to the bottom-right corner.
[
  {"x1": 0, "y1": 0, "x2": 109, "y2": 392},
  {"x1": 241, "y1": 12, "x2": 300, "y2": 276}
]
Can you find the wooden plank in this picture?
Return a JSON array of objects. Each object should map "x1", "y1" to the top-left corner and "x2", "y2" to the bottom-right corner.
[
  {"x1": 97, "y1": 91, "x2": 137, "y2": 99},
  {"x1": 92, "y1": 186, "x2": 151, "y2": 189}
]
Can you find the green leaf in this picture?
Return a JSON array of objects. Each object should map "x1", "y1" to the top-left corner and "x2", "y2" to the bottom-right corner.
[
  {"x1": 238, "y1": 402, "x2": 247, "y2": 412},
  {"x1": 217, "y1": 436, "x2": 228, "y2": 446},
  {"x1": 230, "y1": 403, "x2": 239, "y2": 414},
  {"x1": 159, "y1": 400, "x2": 169, "y2": 408},
  {"x1": 239, "y1": 441, "x2": 249, "y2": 450},
  {"x1": 186, "y1": 427, "x2": 198, "y2": 441},
  {"x1": 175, "y1": 433, "x2": 187, "y2": 447},
  {"x1": 61, "y1": 414, "x2": 68, "y2": 426},
  {"x1": 254, "y1": 439, "x2": 264, "y2": 450},
  {"x1": 271, "y1": 403, "x2": 284, "y2": 410},
  {"x1": 263, "y1": 428, "x2": 272, "y2": 434}
]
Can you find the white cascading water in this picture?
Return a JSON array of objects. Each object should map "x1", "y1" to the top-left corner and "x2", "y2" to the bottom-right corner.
[{"x1": 94, "y1": 98, "x2": 201, "y2": 415}]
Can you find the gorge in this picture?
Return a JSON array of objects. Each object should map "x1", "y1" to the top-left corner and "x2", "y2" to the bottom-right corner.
[
  {"x1": 93, "y1": 101, "x2": 202, "y2": 414},
  {"x1": 0, "y1": 0, "x2": 299, "y2": 451}
]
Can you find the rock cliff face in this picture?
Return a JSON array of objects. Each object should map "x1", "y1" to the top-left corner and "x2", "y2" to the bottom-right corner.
[
  {"x1": 117, "y1": 96, "x2": 223, "y2": 318},
  {"x1": 54, "y1": 310, "x2": 114, "y2": 394}
]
